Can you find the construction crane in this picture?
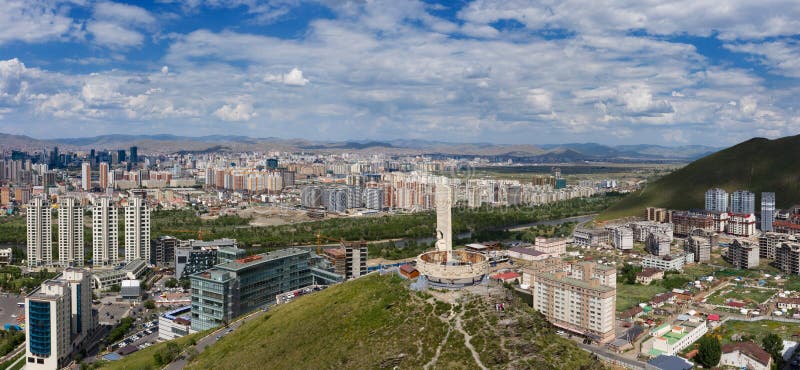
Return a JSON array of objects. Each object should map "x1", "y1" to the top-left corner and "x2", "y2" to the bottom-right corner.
[
  {"x1": 315, "y1": 233, "x2": 344, "y2": 256},
  {"x1": 163, "y1": 228, "x2": 212, "y2": 241}
]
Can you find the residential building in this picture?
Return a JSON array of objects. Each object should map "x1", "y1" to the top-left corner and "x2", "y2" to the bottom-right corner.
[
  {"x1": 344, "y1": 241, "x2": 368, "y2": 279},
  {"x1": 776, "y1": 298, "x2": 800, "y2": 310},
  {"x1": 0, "y1": 248, "x2": 12, "y2": 266},
  {"x1": 363, "y1": 187, "x2": 384, "y2": 210},
  {"x1": 645, "y1": 207, "x2": 669, "y2": 223},
  {"x1": 92, "y1": 197, "x2": 118, "y2": 267},
  {"x1": 533, "y1": 237, "x2": 567, "y2": 256},
  {"x1": 629, "y1": 221, "x2": 673, "y2": 243},
  {"x1": 124, "y1": 197, "x2": 150, "y2": 263},
  {"x1": 533, "y1": 263, "x2": 616, "y2": 343},
  {"x1": 775, "y1": 242, "x2": 800, "y2": 275},
  {"x1": 645, "y1": 232, "x2": 671, "y2": 256},
  {"x1": 190, "y1": 248, "x2": 312, "y2": 331},
  {"x1": 570, "y1": 262, "x2": 617, "y2": 288},
  {"x1": 684, "y1": 236, "x2": 711, "y2": 263},
  {"x1": 635, "y1": 268, "x2": 664, "y2": 285},
  {"x1": 507, "y1": 247, "x2": 549, "y2": 261},
  {"x1": 27, "y1": 197, "x2": 52, "y2": 268},
  {"x1": 726, "y1": 213, "x2": 756, "y2": 237},
  {"x1": 705, "y1": 188, "x2": 728, "y2": 212},
  {"x1": 81, "y1": 162, "x2": 90, "y2": 191},
  {"x1": 720, "y1": 342, "x2": 773, "y2": 370},
  {"x1": 150, "y1": 236, "x2": 180, "y2": 267},
  {"x1": 98, "y1": 162, "x2": 109, "y2": 190},
  {"x1": 758, "y1": 232, "x2": 793, "y2": 260},
  {"x1": 761, "y1": 192, "x2": 775, "y2": 232},
  {"x1": 572, "y1": 228, "x2": 608, "y2": 248},
  {"x1": 643, "y1": 317, "x2": 707, "y2": 356},
  {"x1": 158, "y1": 306, "x2": 192, "y2": 341},
  {"x1": 609, "y1": 226, "x2": 633, "y2": 251},
  {"x1": 642, "y1": 254, "x2": 691, "y2": 271},
  {"x1": 670, "y1": 211, "x2": 714, "y2": 236},
  {"x1": 520, "y1": 257, "x2": 569, "y2": 289},
  {"x1": 726, "y1": 240, "x2": 760, "y2": 269},
  {"x1": 730, "y1": 190, "x2": 755, "y2": 214},
  {"x1": 57, "y1": 197, "x2": 83, "y2": 267}
]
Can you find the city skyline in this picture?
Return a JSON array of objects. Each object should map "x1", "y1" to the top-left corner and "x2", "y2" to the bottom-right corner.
[{"x1": 0, "y1": 1, "x2": 799, "y2": 146}]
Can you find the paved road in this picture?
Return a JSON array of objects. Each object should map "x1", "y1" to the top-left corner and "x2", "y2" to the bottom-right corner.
[{"x1": 165, "y1": 309, "x2": 266, "y2": 370}]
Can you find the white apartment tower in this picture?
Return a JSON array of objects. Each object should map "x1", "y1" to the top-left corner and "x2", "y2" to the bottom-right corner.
[
  {"x1": 761, "y1": 192, "x2": 776, "y2": 232},
  {"x1": 92, "y1": 197, "x2": 119, "y2": 266},
  {"x1": 730, "y1": 190, "x2": 755, "y2": 214},
  {"x1": 57, "y1": 197, "x2": 83, "y2": 267},
  {"x1": 27, "y1": 197, "x2": 52, "y2": 268},
  {"x1": 125, "y1": 197, "x2": 150, "y2": 262},
  {"x1": 81, "y1": 162, "x2": 91, "y2": 191},
  {"x1": 705, "y1": 188, "x2": 728, "y2": 212}
]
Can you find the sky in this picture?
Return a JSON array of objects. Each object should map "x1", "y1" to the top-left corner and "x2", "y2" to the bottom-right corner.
[{"x1": 1, "y1": 0, "x2": 800, "y2": 146}]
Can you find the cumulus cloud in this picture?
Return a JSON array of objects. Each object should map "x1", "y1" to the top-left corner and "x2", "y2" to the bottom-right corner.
[
  {"x1": 526, "y1": 89, "x2": 553, "y2": 114},
  {"x1": 0, "y1": 0, "x2": 76, "y2": 45},
  {"x1": 264, "y1": 68, "x2": 309, "y2": 86},
  {"x1": 88, "y1": 1, "x2": 156, "y2": 48},
  {"x1": 214, "y1": 101, "x2": 257, "y2": 121},
  {"x1": 725, "y1": 40, "x2": 800, "y2": 77}
]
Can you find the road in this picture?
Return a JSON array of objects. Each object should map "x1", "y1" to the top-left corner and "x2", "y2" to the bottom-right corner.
[{"x1": 164, "y1": 309, "x2": 266, "y2": 370}]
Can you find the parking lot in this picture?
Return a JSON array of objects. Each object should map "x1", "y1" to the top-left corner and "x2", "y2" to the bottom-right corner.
[{"x1": 0, "y1": 294, "x2": 26, "y2": 328}]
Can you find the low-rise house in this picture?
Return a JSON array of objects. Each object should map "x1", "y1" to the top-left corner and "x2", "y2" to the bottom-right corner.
[
  {"x1": 720, "y1": 342, "x2": 773, "y2": 370},
  {"x1": 642, "y1": 317, "x2": 708, "y2": 357},
  {"x1": 399, "y1": 264, "x2": 419, "y2": 279},
  {"x1": 776, "y1": 297, "x2": 800, "y2": 310},
  {"x1": 636, "y1": 268, "x2": 664, "y2": 285}
]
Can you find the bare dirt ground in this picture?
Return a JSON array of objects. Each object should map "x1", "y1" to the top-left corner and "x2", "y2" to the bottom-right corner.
[{"x1": 200, "y1": 205, "x2": 315, "y2": 226}]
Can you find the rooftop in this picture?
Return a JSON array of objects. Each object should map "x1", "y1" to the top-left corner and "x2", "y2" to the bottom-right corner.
[
  {"x1": 508, "y1": 247, "x2": 546, "y2": 257},
  {"x1": 722, "y1": 342, "x2": 772, "y2": 366},
  {"x1": 537, "y1": 272, "x2": 615, "y2": 293},
  {"x1": 216, "y1": 248, "x2": 308, "y2": 272}
]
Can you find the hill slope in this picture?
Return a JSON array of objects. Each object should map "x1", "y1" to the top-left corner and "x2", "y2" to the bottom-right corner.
[
  {"x1": 140, "y1": 274, "x2": 602, "y2": 370},
  {"x1": 600, "y1": 135, "x2": 800, "y2": 220}
]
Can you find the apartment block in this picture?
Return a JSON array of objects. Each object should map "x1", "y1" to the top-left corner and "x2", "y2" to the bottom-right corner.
[
  {"x1": 759, "y1": 232, "x2": 793, "y2": 260},
  {"x1": 58, "y1": 197, "x2": 83, "y2": 267},
  {"x1": 124, "y1": 197, "x2": 150, "y2": 263},
  {"x1": 534, "y1": 237, "x2": 567, "y2": 256},
  {"x1": 629, "y1": 221, "x2": 674, "y2": 243},
  {"x1": 642, "y1": 253, "x2": 692, "y2": 271},
  {"x1": 705, "y1": 188, "x2": 728, "y2": 212},
  {"x1": 761, "y1": 192, "x2": 776, "y2": 232},
  {"x1": 646, "y1": 232, "x2": 671, "y2": 256},
  {"x1": 684, "y1": 236, "x2": 711, "y2": 263},
  {"x1": 608, "y1": 226, "x2": 633, "y2": 251},
  {"x1": 775, "y1": 242, "x2": 800, "y2": 275},
  {"x1": 27, "y1": 197, "x2": 52, "y2": 268},
  {"x1": 726, "y1": 213, "x2": 756, "y2": 237},
  {"x1": 726, "y1": 240, "x2": 760, "y2": 269},
  {"x1": 645, "y1": 207, "x2": 669, "y2": 223},
  {"x1": 92, "y1": 197, "x2": 118, "y2": 267}
]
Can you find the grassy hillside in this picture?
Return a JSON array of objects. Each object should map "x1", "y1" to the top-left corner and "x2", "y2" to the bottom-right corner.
[
  {"x1": 115, "y1": 274, "x2": 603, "y2": 370},
  {"x1": 600, "y1": 135, "x2": 800, "y2": 220}
]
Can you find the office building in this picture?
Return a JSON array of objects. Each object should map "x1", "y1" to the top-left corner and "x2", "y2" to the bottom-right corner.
[
  {"x1": 98, "y1": 162, "x2": 109, "y2": 190},
  {"x1": 91, "y1": 259, "x2": 147, "y2": 291},
  {"x1": 117, "y1": 149, "x2": 126, "y2": 163},
  {"x1": 25, "y1": 269, "x2": 93, "y2": 370},
  {"x1": 124, "y1": 197, "x2": 150, "y2": 263},
  {"x1": 533, "y1": 262, "x2": 616, "y2": 343},
  {"x1": 81, "y1": 162, "x2": 91, "y2": 191},
  {"x1": 121, "y1": 280, "x2": 141, "y2": 300},
  {"x1": 92, "y1": 197, "x2": 119, "y2": 267},
  {"x1": 761, "y1": 192, "x2": 775, "y2": 232},
  {"x1": 27, "y1": 197, "x2": 52, "y2": 268},
  {"x1": 684, "y1": 236, "x2": 711, "y2": 263},
  {"x1": 730, "y1": 190, "x2": 755, "y2": 214},
  {"x1": 705, "y1": 188, "x2": 728, "y2": 212},
  {"x1": 130, "y1": 146, "x2": 138, "y2": 164},
  {"x1": 174, "y1": 239, "x2": 244, "y2": 279},
  {"x1": 344, "y1": 241, "x2": 368, "y2": 279},
  {"x1": 646, "y1": 232, "x2": 671, "y2": 256},
  {"x1": 726, "y1": 240, "x2": 759, "y2": 269},
  {"x1": 775, "y1": 242, "x2": 800, "y2": 275},
  {"x1": 190, "y1": 248, "x2": 312, "y2": 331},
  {"x1": 57, "y1": 197, "x2": 83, "y2": 267}
]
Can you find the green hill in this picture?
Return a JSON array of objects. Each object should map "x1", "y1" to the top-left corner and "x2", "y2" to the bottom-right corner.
[
  {"x1": 600, "y1": 134, "x2": 800, "y2": 220},
  {"x1": 106, "y1": 274, "x2": 604, "y2": 370}
]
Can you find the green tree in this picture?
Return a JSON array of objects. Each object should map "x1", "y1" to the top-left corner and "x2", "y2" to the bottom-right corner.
[
  {"x1": 109, "y1": 284, "x2": 121, "y2": 292},
  {"x1": 144, "y1": 300, "x2": 156, "y2": 310},
  {"x1": 695, "y1": 334, "x2": 721, "y2": 368},
  {"x1": 762, "y1": 333, "x2": 784, "y2": 367},
  {"x1": 164, "y1": 278, "x2": 178, "y2": 288}
]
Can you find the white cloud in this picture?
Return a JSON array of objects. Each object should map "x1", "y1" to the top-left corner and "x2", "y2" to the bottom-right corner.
[
  {"x1": 214, "y1": 101, "x2": 257, "y2": 121},
  {"x1": 94, "y1": 2, "x2": 156, "y2": 26},
  {"x1": 88, "y1": 1, "x2": 157, "y2": 48},
  {"x1": 264, "y1": 67, "x2": 309, "y2": 86},
  {"x1": 526, "y1": 89, "x2": 552, "y2": 114},
  {"x1": 87, "y1": 21, "x2": 145, "y2": 48},
  {"x1": 161, "y1": 66, "x2": 169, "y2": 74},
  {"x1": 0, "y1": 0, "x2": 76, "y2": 45},
  {"x1": 725, "y1": 41, "x2": 800, "y2": 77}
]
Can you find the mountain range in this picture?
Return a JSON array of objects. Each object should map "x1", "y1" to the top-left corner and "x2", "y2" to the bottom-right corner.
[{"x1": 0, "y1": 132, "x2": 718, "y2": 162}]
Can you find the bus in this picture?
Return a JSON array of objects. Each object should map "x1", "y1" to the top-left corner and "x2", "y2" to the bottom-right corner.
[{"x1": 17, "y1": 302, "x2": 24, "y2": 308}]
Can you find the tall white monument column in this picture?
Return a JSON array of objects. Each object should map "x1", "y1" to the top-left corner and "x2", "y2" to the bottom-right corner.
[{"x1": 435, "y1": 185, "x2": 452, "y2": 253}]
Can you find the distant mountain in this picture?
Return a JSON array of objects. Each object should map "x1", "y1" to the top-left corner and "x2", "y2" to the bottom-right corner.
[
  {"x1": 599, "y1": 134, "x2": 800, "y2": 220},
  {"x1": 0, "y1": 132, "x2": 719, "y2": 162}
]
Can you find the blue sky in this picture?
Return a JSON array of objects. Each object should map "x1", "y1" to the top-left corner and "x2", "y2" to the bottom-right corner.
[{"x1": 1, "y1": 0, "x2": 800, "y2": 146}]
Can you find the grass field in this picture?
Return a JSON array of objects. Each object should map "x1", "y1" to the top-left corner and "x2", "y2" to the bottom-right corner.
[
  {"x1": 716, "y1": 320, "x2": 800, "y2": 344},
  {"x1": 101, "y1": 330, "x2": 209, "y2": 370},
  {"x1": 616, "y1": 283, "x2": 669, "y2": 312},
  {"x1": 705, "y1": 287, "x2": 776, "y2": 308}
]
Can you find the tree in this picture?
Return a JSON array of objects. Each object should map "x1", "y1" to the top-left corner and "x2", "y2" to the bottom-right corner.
[
  {"x1": 143, "y1": 300, "x2": 156, "y2": 310},
  {"x1": 109, "y1": 284, "x2": 121, "y2": 292},
  {"x1": 695, "y1": 334, "x2": 721, "y2": 368},
  {"x1": 762, "y1": 333, "x2": 784, "y2": 367},
  {"x1": 164, "y1": 278, "x2": 178, "y2": 288}
]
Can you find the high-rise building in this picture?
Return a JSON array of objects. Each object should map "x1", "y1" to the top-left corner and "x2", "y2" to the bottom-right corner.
[
  {"x1": 761, "y1": 192, "x2": 776, "y2": 232},
  {"x1": 25, "y1": 269, "x2": 94, "y2": 370},
  {"x1": 57, "y1": 197, "x2": 83, "y2": 267},
  {"x1": 117, "y1": 149, "x2": 126, "y2": 163},
  {"x1": 266, "y1": 158, "x2": 278, "y2": 169},
  {"x1": 125, "y1": 197, "x2": 150, "y2": 263},
  {"x1": 775, "y1": 242, "x2": 800, "y2": 275},
  {"x1": 730, "y1": 190, "x2": 755, "y2": 214},
  {"x1": 98, "y1": 162, "x2": 109, "y2": 190},
  {"x1": 92, "y1": 197, "x2": 119, "y2": 266},
  {"x1": 81, "y1": 162, "x2": 91, "y2": 191},
  {"x1": 27, "y1": 197, "x2": 52, "y2": 268},
  {"x1": 645, "y1": 232, "x2": 671, "y2": 256},
  {"x1": 129, "y1": 146, "x2": 138, "y2": 164},
  {"x1": 685, "y1": 236, "x2": 711, "y2": 263},
  {"x1": 364, "y1": 187, "x2": 384, "y2": 210},
  {"x1": 344, "y1": 241, "x2": 368, "y2": 279},
  {"x1": 705, "y1": 188, "x2": 728, "y2": 212},
  {"x1": 759, "y1": 232, "x2": 793, "y2": 260}
]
